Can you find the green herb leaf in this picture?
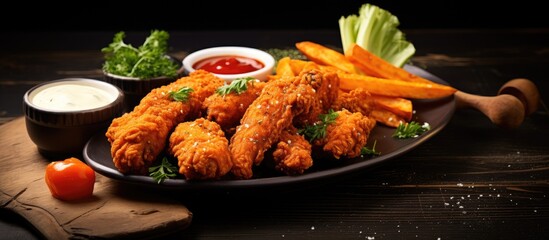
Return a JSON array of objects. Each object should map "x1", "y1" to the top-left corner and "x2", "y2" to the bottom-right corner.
[
  {"x1": 264, "y1": 48, "x2": 307, "y2": 62},
  {"x1": 298, "y1": 109, "x2": 339, "y2": 142},
  {"x1": 392, "y1": 121, "x2": 430, "y2": 139},
  {"x1": 361, "y1": 140, "x2": 381, "y2": 156},
  {"x1": 102, "y1": 30, "x2": 179, "y2": 79},
  {"x1": 169, "y1": 87, "x2": 193, "y2": 102},
  {"x1": 216, "y1": 77, "x2": 255, "y2": 96},
  {"x1": 339, "y1": 3, "x2": 415, "y2": 67},
  {"x1": 148, "y1": 157, "x2": 178, "y2": 184}
]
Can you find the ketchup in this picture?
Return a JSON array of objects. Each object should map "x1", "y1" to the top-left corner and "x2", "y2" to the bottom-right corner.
[{"x1": 193, "y1": 56, "x2": 264, "y2": 74}]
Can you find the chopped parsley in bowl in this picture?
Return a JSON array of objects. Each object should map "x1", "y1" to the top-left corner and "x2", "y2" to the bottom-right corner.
[{"x1": 101, "y1": 30, "x2": 183, "y2": 111}]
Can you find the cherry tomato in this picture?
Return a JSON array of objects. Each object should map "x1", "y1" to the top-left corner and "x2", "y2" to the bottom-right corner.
[{"x1": 45, "y1": 157, "x2": 96, "y2": 201}]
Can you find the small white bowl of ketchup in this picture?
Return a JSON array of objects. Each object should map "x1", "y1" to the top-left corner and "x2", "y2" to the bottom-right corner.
[{"x1": 182, "y1": 46, "x2": 275, "y2": 82}]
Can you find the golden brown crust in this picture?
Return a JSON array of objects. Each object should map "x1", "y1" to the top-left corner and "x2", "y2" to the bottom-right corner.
[
  {"x1": 272, "y1": 126, "x2": 313, "y2": 175},
  {"x1": 106, "y1": 67, "x2": 378, "y2": 179},
  {"x1": 202, "y1": 80, "x2": 266, "y2": 134},
  {"x1": 331, "y1": 88, "x2": 375, "y2": 117},
  {"x1": 229, "y1": 69, "x2": 339, "y2": 179},
  {"x1": 228, "y1": 78, "x2": 298, "y2": 179},
  {"x1": 292, "y1": 68, "x2": 340, "y2": 127},
  {"x1": 168, "y1": 118, "x2": 232, "y2": 180},
  {"x1": 319, "y1": 109, "x2": 376, "y2": 159},
  {"x1": 106, "y1": 70, "x2": 224, "y2": 175}
]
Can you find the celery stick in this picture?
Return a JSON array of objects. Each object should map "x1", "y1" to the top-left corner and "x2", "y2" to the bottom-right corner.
[
  {"x1": 339, "y1": 15, "x2": 358, "y2": 54},
  {"x1": 338, "y1": 3, "x2": 415, "y2": 68}
]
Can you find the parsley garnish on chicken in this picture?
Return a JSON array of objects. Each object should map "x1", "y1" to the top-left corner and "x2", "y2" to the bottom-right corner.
[
  {"x1": 216, "y1": 77, "x2": 255, "y2": 96},
  {"x1": 168, "y1": 87, "x2": 193, "y2": 102},
  {"x1": 298, "y1": 109, "x2": 339, "y2": 142}
]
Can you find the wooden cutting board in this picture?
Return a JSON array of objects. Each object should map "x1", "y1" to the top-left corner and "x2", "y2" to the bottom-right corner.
[{"x1": 0, "y1": 117, "x2": 192, "y2": 239}]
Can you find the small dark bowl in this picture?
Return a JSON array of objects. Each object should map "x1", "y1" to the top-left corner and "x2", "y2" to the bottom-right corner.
[
  {"x1": 23, "y1": 78, "x2": 124, "y2": 159},
  {"x1": 102, "y1": 55, "x2": 184, "y2": 112}
]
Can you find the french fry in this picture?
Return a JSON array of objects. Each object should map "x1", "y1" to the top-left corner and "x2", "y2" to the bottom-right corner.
[
  {"x1": 370, "y1": 108, "x2": 406, "y2": 128},
  {"x1": 338, "y1": 72, "x2": 457, "y2": 99},
  {"x1": 295, "y1": 41, "x2": 361, "y2": 74},
  {"x1": 275, "y1": 57, "x2": 295, "y2": 78},
  {"x1": 288, "y1": 59, "x2": 312, "y2": 75},
  {"x1": 289, "y1": 59, "x2": 345, "y2": 75},
  {"x1": 371, "y1": 94, "x2": 412, "y2": 121},
  {"x1": 290, "y1": 41, "x2": 458, "y2": 127},
  {"x1": 346, "y1": 43, "x2": 433, "y2": 83}
]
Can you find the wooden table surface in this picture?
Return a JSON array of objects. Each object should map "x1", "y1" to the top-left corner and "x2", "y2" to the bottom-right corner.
[{"x1": 1, "y1": 29, "x2": 548, "y2": 239}]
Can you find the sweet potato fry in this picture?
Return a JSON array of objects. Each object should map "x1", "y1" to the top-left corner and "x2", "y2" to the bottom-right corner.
[
  {"x1": 289, "y1": 59, "x2": 344, "y2": 75},
  {"x1": 276, "y1": 57, "x2": 295, "y2": 77},
  {"x1": 371, "y1": 94, "x2": 412, "y2": 121},
  {"x1": 295, "y1": 41, "x2": 360, "y2": 74},
  {"x1": 370, "y1": 108, "x2": 407, "y2": 128},
  {"x1": 288, "y1": 59, "x2": 313, "y2": 75},
  {"x1": 346, "y1": 43, "x2": 433, "y2": 84},
  {"x1": 338, "y1": 72, "x2": 456, "y2": 99}
]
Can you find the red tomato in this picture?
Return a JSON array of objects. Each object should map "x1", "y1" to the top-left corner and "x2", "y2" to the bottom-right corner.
[{"x1": 45, "y1": 157, "x2": 96, "y2": 201}]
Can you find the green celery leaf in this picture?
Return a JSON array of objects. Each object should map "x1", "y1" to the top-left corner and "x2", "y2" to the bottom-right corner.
[{"x1": 339, "y1": 3, "x2": 415, "y2": 68}]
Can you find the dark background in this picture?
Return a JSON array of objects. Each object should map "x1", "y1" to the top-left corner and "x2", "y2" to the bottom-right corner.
[{"x1": 6, "y1": 1, "x2": 548, "y2": 31}]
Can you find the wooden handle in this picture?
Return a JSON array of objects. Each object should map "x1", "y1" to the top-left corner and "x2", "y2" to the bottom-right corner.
[{"x1": 454, "y1": 78, "x2": 539, "y2": 129}]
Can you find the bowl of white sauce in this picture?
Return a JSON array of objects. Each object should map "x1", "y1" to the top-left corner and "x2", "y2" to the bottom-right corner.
[{"x1": 23, "y1": 78, "x2": 124, "y2": 159}]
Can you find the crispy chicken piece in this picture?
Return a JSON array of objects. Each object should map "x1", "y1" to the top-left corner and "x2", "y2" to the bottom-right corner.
[
  {"x1": 229, "y1": 71, "x2": 321, "y2": 179},
  {"x1": 106, "y1": 70, "x2": 224, "y2": 175},
  {"x1": 292, "y1": 66, "x2": 340, "y2": 127},
  {"x1": 202, "y1": 79, "x2": 266, "y2": 133},
  {"x1": 317, "y1": 109, "x2": 376, "y2": 159},
  {"x1": 168, "y1": 118, "x2": 232, "y2": 180},
  {"x1": 272, "y1": 126, "x2": 313, "y2": 175},
  {"x1": 331, "y1": 88, "x2": 375, "y2": 117}
]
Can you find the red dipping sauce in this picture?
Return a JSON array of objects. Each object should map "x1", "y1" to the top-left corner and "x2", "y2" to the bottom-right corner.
[{"x1": 193, "y1": 56, "x2": 264, "y2": 74}]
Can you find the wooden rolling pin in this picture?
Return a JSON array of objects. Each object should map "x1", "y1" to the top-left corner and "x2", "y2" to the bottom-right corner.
[{"x1": 454, "y1": 78, "x2": 540, "y2": 129}]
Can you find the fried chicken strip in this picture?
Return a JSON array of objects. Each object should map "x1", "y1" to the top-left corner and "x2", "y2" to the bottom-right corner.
[
  {"x1": 168, "y1": 118, "x2": 232, "y2": 180},
  {"x1": 106, "y1": 70, "x2": 224, "y2": 175},
  {"x1": 331, "y1": 88, "x2": 375, "y2": 117},
  {"x1": 202, "y1": 79, "x2": 266, "y2": 133},
  {"x1": 317, "y1": 109, "x2": 376, "y2": 159},
  {"x1": 229, "y1": 72, "x2": 320, "y2": 179},
  {"x1": 272, "y1": 126, "x2": 313, "y2": 175},
  {"x1": 292, "y1": 66, "x2": 340, "y2": 127}
]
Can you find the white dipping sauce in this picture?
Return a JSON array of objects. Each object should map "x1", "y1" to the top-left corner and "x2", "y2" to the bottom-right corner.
[{"x1": 31, "y1": 83, "x2": 116, "y2": 111}]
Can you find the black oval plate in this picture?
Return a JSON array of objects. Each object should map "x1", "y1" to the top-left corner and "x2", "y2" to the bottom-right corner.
[{"x1": 83, "y1": 65, "x2": 455, "y2": 190}]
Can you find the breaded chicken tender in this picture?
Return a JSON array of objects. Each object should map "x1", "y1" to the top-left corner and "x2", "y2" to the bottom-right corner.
[
  {"x1": 292, "y1": 66, "x2": 340, "y2": 127},
  {"x1": 331, "y1": 88, "x2": 375, "y2": 116},
  {"x1": 169, "y1": 118, "x2": 232, "y2": 180},
  {"x1": 318, "y1": 109, "x2": 376, "y2": 159},
  {"x1": 229, "y1": 73, "x2": 320, "y2": 179},
  {"x1": 106, "y1": 70, "x2": 224, "y2": 175},
  {"x1": 202, "y1": 78, "x2": 266, "y2": 133},
  {"x1": 272, "y1": 126, "x2": 313, "y2": 175}
]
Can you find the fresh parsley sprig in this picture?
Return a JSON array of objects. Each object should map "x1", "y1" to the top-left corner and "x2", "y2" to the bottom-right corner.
[
  {"x1": 361, "y1": 140, "x2": 381, "y2": 156},
  {"x1": 149, "y1": 157, "x2": 178, "y2": 184},
  {"x1": 298, "y1": 109, "x2": 339, "y2": 142},
  {"x1": 169, "y1": 87, "x2": 193, "y2": 102},
  {"x1": 392, "y1": 121, "x2": 430, "y2": 139},
  {"x1": 216, "y1": 77, "x2": 255, "y2": 96},
  {"x1": 102, "y1": 30, "x2": 179, "y2": 79}
]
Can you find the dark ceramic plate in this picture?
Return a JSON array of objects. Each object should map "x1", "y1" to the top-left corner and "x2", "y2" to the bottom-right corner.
[{"x1": 83, "y1": 65, "x2": 455, "y2": 190}]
